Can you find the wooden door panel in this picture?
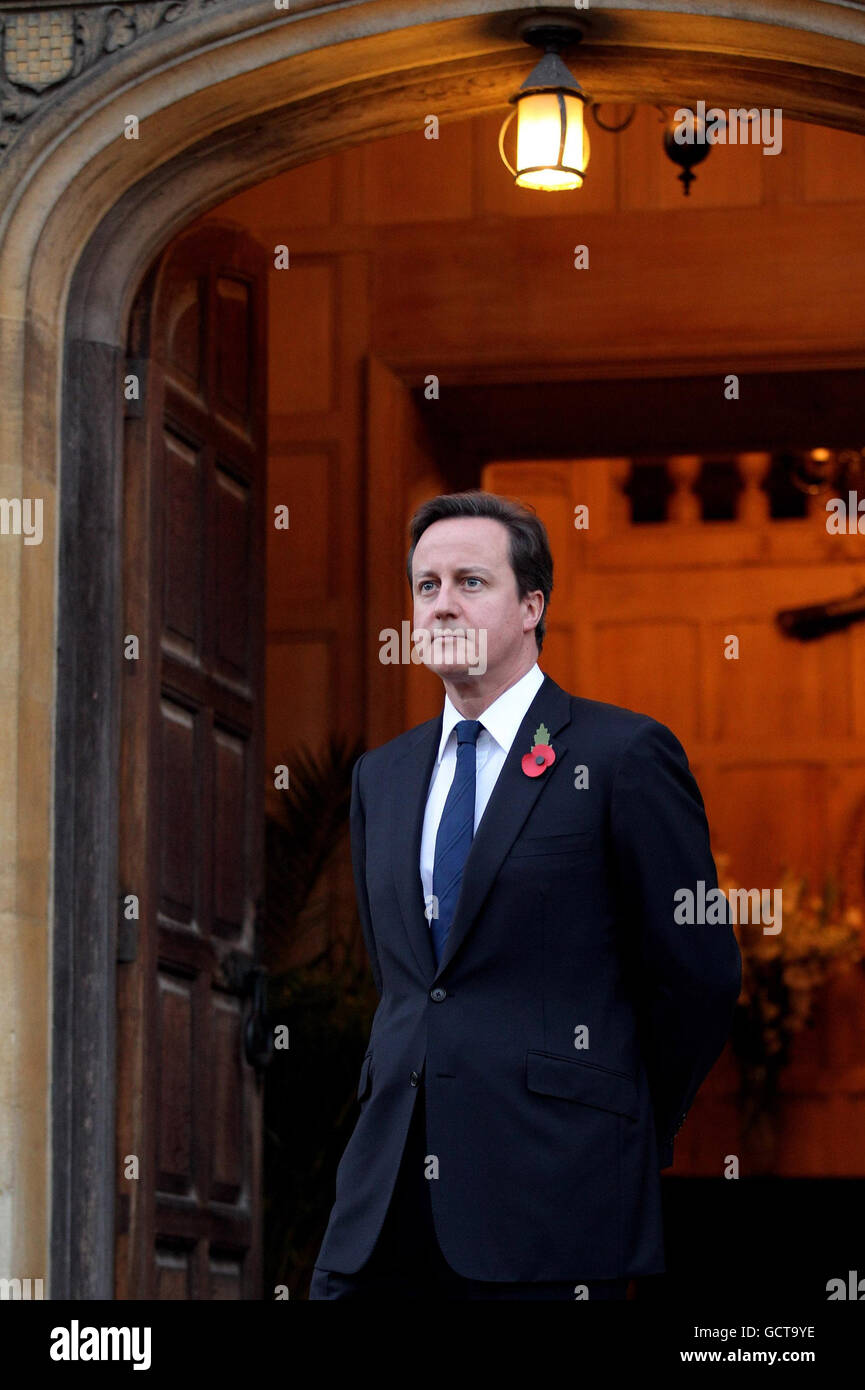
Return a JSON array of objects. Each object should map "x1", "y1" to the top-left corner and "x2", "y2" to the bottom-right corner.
[
  {"x1": 214, "y1": 467, "x2": 255, "y2": 685},
  {"x1": 163, "y1": 435, "x2": 203, "y2": 658},
  {"x1": 156, "y1": 973, "x2": 194, "y2": 1194},
  {"x1": 156, "y1": 1247, "x2": 191, "y2": 1300},
  {"x1": 210, "y1": 996, "x2": 245, "y2": 1203},
  {"x1": 158, "y1": 698, "x2": 198, "y2": 926},
  {"x1": 213, "y1": 726, "x2": 248, "y2": 934},
  {"x1": 215, "y1": 275, "x2": 253, "y2": 422},
  {"x1": 118, "y1": 222, "x2": 267, "y2": 1299}
]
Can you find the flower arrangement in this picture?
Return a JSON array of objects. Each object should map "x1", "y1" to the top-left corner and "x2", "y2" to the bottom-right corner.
[{"x1": 717, "y1": 852, "x2": 864, "y2": 1156}]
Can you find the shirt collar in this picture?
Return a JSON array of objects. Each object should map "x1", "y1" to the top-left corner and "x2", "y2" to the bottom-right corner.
[{"x1": 437, "y1": 662, "x2": 545, "y2": 764}]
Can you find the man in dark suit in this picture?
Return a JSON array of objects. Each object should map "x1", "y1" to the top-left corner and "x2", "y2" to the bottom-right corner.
[{"x1": 310, "y1": 490, "x2": 741, "y2": 1300}]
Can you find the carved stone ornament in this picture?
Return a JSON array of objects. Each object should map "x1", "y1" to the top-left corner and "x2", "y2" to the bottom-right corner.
[{"x1": 0, "y1": 1, "x2": 226, "y2": 157}]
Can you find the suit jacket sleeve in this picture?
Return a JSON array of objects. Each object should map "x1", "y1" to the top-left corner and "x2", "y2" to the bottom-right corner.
[
  {"x1": 610, "y1": 717, "x2": 741, "y2": 1169},
  {"x1": 350, "y1": 752, "x2": 383, "y2": 998}
]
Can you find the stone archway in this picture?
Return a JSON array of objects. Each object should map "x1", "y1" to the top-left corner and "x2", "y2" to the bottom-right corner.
[{"x1": 1, "y1": 0, "x2": 864, "y2": 1297}]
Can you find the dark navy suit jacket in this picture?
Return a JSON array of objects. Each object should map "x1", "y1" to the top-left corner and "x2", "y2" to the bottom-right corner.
[{"x1": 315, "y1": 672, "x2": 742, "y2": 1281}]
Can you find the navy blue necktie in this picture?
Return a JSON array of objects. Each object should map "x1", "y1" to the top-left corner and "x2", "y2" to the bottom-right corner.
[{"x1": 431, "y1": 719, "x2": 482, "y2": 967}]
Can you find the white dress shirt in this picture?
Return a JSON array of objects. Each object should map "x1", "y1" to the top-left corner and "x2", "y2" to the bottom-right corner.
[{"x1": 420, "y1": 662, "x2": 545, "y2": 920}]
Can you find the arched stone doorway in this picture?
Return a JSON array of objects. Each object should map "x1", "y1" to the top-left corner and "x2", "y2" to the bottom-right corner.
[{"x1": 1, "y1": 0, "x2": 864, "y2": 1297}]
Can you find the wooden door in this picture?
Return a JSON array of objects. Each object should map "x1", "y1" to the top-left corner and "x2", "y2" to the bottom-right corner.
[{"x1": 116, "y1": 221, "x2": 268, "y2": 1298}]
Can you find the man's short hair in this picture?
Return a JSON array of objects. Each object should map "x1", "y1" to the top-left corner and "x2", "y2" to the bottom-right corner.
[{"x1": 406, "y1": 490, "x2": 553, "y2": 654}]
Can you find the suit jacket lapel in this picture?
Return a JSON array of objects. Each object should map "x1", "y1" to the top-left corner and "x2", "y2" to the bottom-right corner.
[{"x1": 432, "y1": 672, "x2": 572, "y2": 981}]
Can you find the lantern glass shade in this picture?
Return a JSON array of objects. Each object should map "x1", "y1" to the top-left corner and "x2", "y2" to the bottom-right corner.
[{"x1": 514, "y1": 91, "x2": 589, "y2": 190}]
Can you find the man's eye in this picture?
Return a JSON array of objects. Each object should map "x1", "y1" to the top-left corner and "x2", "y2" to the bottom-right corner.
[{"x1": 464, "y1": 577, "x2": 481, "y2": 588}]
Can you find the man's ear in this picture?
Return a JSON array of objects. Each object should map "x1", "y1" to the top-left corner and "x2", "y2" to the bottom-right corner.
[{"x1": 524, "y1": 590, "x2": 544, "y2": 631}]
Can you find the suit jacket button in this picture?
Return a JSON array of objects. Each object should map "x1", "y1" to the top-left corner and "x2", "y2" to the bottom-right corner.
[
  {"x1": 430, "y1": 987, "x2": 447, "y2": 1002},
  {"x1": 410, "y1": 1071, "x2": 420, "y2": 1086}
]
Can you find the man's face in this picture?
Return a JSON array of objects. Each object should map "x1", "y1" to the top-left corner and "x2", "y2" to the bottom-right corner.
[{"x1": 410, "y1": 516, "x2": 542, "y2": 682}]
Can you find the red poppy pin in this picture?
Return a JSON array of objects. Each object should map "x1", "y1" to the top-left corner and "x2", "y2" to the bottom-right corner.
[{"x1": 521, "y1": 722, "x2": 556, "y2": 778}]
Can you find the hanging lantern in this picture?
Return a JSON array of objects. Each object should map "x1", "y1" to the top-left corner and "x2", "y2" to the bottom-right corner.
[{"x1": 499, "y1": 24, "x2": 591, "y2": 192}]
